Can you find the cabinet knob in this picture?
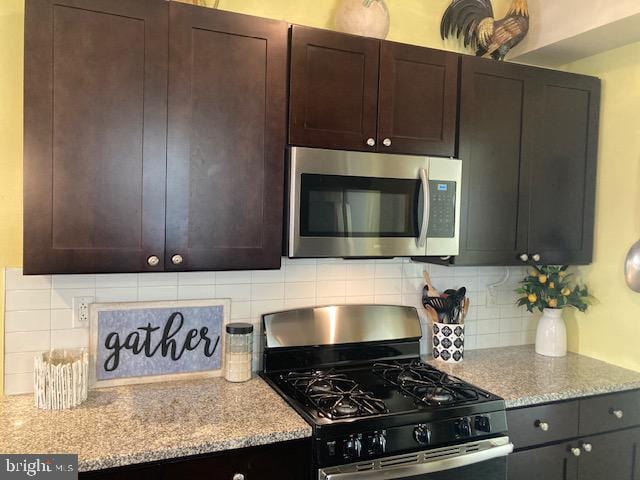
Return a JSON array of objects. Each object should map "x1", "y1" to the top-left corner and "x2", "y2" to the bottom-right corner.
[
  {"x1": 171, "y1": 254, "x2": 184, "y2": 265},
  {"x1": 366, "y1": 137, "x2": 376, "y2": 147},
  {"x1": 611, "y1": 409, "x2": 624, "y2": 419},
  {"x1": 147, "y1": 255, "x2": 160, "y2": 267},
  {"x1": 519, "y1": 253, "x2": 529, "y2": 262},
  {"x1": 232, "y1": 474, "x2": 245, "y2": 480},
  {"x1": 582, "y1": 443, "x2": 593, "y2": 453},
  {"x1": 536, "y1": 420, "x2": 549, "y2": 432},
  {"x1": 570, "y1": 447, "x2": 581, "y2": 457},
  {"x1": 532, "y1": 253, "x2": 541, "y2": 262},
  {"x1": 383, "y1": 138, "x2": 392, "y2": 147}
]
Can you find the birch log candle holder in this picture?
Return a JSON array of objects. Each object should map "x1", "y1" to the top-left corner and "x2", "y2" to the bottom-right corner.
[{"x1": 34, "y1": 349, "x2": 89, "y2": 410}]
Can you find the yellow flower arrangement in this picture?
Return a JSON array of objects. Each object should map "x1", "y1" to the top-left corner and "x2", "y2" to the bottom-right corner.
[{"x1": 517, "y1": 265, "x2": 592, "y2": 313}]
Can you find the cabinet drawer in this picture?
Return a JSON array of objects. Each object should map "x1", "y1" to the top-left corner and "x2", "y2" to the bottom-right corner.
[
  {"x1": 507, "y1": 401, "x2": 579, "y2": 449},
  {"x1": 579, "y1": 390, "x2": 640, "y2": 436}
]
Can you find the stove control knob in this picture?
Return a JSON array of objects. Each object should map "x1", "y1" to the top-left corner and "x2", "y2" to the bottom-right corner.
[
  {"x1": 475, "y1": 415, "x2": 491, "y2": 433},
  {"x1": 414, "y1": 425, "x2": 432, "y2": 445},
  {"x1": 370, "y1": 431, "x2": 387, "y2": 455},
  {"x1": 456, "y1": 417, "x2": 473, "y2": 437},
  {"x1": 343, "y1": 435, "x2": 362, "y2": 459}
]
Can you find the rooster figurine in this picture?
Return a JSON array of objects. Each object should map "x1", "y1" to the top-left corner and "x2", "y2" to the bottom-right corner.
[{"x1": 441, "y1": 0, "x2": 529, "y2": 61}]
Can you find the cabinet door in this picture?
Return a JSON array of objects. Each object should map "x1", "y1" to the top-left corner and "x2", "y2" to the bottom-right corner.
[
  {"x1": 24, "y1": 0, "x2": 168, "y2": 274},
  {"x1": 377, "y1": 42, "x2": 458, "y2": 156},
  {"x1": 289, "y1": 26, "x2": 380, "y2": 151},
  {"x1": 508, "y1": 442, "x2": 578, "y2": 480},
  {"x1": 455, "y1": 57, "x2": 534, "y2": 266},
  {"x1": 525, "y1": 71, "x2": 600, "y2": 265},
  {"x1": 166, "y1": 4, "x2": 287, "y2": 271},
  {"x1": 578, "y1": 429, "x2": 639, "y2": 480}
]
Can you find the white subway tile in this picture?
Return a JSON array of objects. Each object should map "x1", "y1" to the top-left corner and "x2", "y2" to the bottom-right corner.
[
  {"x1": 95, "y1": 288, "x2": 137, "y2": 303},
  {"x1": 429, "y1": 264, "x2": 452, "y2": 277},
  {"x1": 375, "y1": 263, "x2": 403, "y2": 278},
  {"x1": 138, "y1": 272, "x2": 177, "y2": 287},
  {"x1": 284, "y1": 298, "x2": 316, "y2": 309},
  {"x1": 374, "y1": 278, "x2": 402, "y2": 295},
  {"x1": 499, "y1": 317, "x2": 523, "y2": 333},
  {"x1": 346, "y1": 295, "x2": 374, "y2": 304},
  {"x1": 52, "y1": 274, "x2": 95, "y2": 289},
  {"x1": 177, "y1": 272, "x2": 216, "y2": 285},
  {"x1": 251, "y1": 269, "x2": 285, "y2": 284},
  {"x1": 178, "y1": 285, "x2": 216, "y2": 300},
  {"x1": 5, "y1": 310, "x2": 51, "y2": 332},
  {"x1": 499, "y1": 332, "x2": 523, "y2": 347},
  {"x1": 4, "y1": 373, "x2": 34, "y2": 395},
  {"x1": 402, "y1": 277, "x2": 423, "y2": 297},
  {"x1": 476, "y1": 305, "x2": 500, "y2": 320},
  {"x1": 5, "y1": 352, "x2": 39, "y2": 375},
  {"x1": 285, "y1": 264, "x2": 317, "y2": 283},
  {"x1": 478, "y1": 319, "x2": 500, "y2": 335},
  {"x1": 51, "y1": 328, "x2": 89, "y2": 349},
  {"x1": 50, "y1": 309, "x2": 73, "y2": 330},
  {"x1": 452, "y1": 266, "x2": 478, "y2": 277},
  {"x1": 137, "y1": 286, "x2": 178, "y2": 302},
  {"x1": 216, "y1": 284, "x2": 251, "y2": 302},
  {"x1": 216, "y1": 271, "x2": 252, "y2": 284},
  {"x1": 317, "y1": 264, "x2": 347, "y2": 281},
  {"x1": 476, "y1": 334, "x2": 501, "y2": 349},
  {"x1": 5, "y1": 331, "x2": 50, "y2": 353},
  {"x1": 250, "y1": 300, "x2": 284, "y2": 317},
  {"x1": 317, "y1": 296, "x2": 346, "y2": 305},
  {"x1": 464, "y1": 335, "x2": 477, "y2": 350},
  {"x1": 50, "y1": 288, "x2": 95, "y2": 309},
  {"x1": 346, "y1": 263, "x2": 375, "y2": 279},
  {"x1": 346, "y1": 279, "x2": 374, "y2": 297},
  {"x1": 499, "y1": 305, "x2": 522, "y2": 318},
  {"x1": 5, "y1": 268, "x2": 51, "y2": 290},
  {"x1": 6, "y1": 290, "x2": 51, "y2": 311},
  {"x1": 95, "y1": 273, "x2": 138, "y2": 289},
  {"x1": 251, "y1": 283, "x2": 285, "y2": 301},
  {"x1": 316, "y1": 280, "x2": 346, "y2": 298},
  {"x1": 284, "y1": 282, "x2": 316, "y2": 300},
  {"x1": 403, "y1": 262, "x2": 427, "y2": 279},
  {"x1": 521, "y1": 330, "x2": 536, "y2": 344},
  {"x1": 230, "y1": 301, "x2": 251, "y2": 319},
  {"x1": 374, "y1": 294, "x2": 402, "y2": 305}
]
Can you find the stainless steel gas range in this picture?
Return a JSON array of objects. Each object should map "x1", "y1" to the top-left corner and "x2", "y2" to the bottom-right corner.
[{"x1": 260, "y1": 304, "x2": 513, "y2": 480}]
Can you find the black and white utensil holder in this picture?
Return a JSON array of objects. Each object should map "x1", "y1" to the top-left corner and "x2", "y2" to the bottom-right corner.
[{"x1": 432, "y1": 322, "x2": 465, "y2": 363}]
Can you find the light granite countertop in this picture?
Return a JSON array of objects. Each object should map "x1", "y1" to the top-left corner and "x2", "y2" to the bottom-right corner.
[
  {"x1": 426, "y1": 345, "x2": 640, "y2": 408},
  {"x1": 0, "y1": 376, "x2": 311, "y2": 472}
]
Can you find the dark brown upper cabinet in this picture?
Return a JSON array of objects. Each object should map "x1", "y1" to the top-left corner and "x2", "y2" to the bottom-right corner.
[
  {"x1": 166, "y1": 3, "x2": 287, "y2": 271},
  {"x1": 455, "y1": 56, "x2": 599, "y2": 266},
  {"x1": 23, "y1": 0, "x2": 169, "y2": 274},
  {"x1": 23, "y1": 0, "x2": 287, "y2": 274},
  {"x1": 289, "y1": 26, "x2": 459, "y2": 156},
  {"x1": 377, "y1": 41, "x2": 458, "y2": 156}
]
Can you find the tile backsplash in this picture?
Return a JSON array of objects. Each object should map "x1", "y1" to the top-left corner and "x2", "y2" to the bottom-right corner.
[{"x1": 3, "y1": 259, "x2": 536, "y2": 394}]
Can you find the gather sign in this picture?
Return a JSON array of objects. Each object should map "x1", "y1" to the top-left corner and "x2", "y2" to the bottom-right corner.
[{"x1": 89, "y1": 300, "x2": 229, "y2": 387}]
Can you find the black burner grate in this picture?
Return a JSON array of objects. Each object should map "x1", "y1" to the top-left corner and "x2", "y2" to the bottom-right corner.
[
  {"x1": 373, "y1": 360, "x2": 490, "y2": 406},
  {"x1": 282, "y1": 370, "x2": 388, "y2": 419}
]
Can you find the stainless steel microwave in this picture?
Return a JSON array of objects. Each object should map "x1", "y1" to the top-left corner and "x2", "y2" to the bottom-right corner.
[{"x1": 288, "y1": 147, "x2": 462, "y2": 258}]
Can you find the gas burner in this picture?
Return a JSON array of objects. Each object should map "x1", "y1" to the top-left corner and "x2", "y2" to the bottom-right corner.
[
  {"x1": 283, "y1": 369, "x2": 388, "y2": 419},
  {"x1": 373, "y1": 360, "x2": 490, "y2": 407}
]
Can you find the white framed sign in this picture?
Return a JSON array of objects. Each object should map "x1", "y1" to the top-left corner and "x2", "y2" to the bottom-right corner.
[{"x1": 89, "y1": 299, "x2": 230, "y2": 388}]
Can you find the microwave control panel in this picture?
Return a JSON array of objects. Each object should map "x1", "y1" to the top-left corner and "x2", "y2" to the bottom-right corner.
[{"x1": 427, "y1": 180, "x2": 456, "y2": 238}]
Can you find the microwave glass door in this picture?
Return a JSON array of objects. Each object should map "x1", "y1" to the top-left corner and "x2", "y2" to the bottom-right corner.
[{"x1": 299, "y1": 174, "x2": 422, "y2": 239}]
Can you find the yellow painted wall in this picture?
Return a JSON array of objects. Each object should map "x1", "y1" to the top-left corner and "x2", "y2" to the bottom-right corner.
[{"x1": 562, "y1": 42, "x2": 640, "y2": 371}]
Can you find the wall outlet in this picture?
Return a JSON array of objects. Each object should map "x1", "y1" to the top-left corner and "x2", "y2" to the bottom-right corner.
[{"x1": 73, "y1": 296, "x2": 95, "y2": 328}]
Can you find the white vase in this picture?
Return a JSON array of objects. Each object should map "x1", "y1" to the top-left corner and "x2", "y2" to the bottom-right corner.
[
  {"x1": 335, "y1": 0, "x2": 390, "y2": 39},
  {"x1": 535, "y1": 308, "x2": 567, "y2": 357}
]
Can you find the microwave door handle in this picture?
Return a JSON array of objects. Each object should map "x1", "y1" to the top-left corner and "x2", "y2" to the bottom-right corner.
[{"x1": 418, "y1": 168, "x2": 430, "y2": 248}]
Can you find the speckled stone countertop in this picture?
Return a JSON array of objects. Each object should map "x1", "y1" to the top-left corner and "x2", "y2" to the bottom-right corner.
[
  {"x1": 426, "y1": 345, "x2": 640, "y2": 408},
  {"x1": 0, "y1": 377, "x2": 311, "y2": 472}
]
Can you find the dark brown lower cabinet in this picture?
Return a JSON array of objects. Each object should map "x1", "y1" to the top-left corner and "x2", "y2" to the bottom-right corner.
[
  {"x1": 508, "y1": 441, "x2": 578, "y2": 480},
  {"x1": 80, "y1": 439, "x2": 311, "y2": 480}
]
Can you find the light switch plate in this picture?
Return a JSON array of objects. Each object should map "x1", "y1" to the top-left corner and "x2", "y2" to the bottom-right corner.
[{"x1": 73, "y1": 296, "x2": 95, "y2": 328}]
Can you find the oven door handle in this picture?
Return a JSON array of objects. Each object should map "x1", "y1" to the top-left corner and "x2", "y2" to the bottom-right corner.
[
  {"x1": 320, "y1": 440, "x2": 513, "y2": 480},
  {"x1": 418, "y1": 167, "x2": 430, "y2": 248}
]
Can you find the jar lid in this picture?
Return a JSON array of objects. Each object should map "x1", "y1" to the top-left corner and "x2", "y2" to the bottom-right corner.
[{"x1": 226, "y1": 322, "x2": 254, "y2": 334}]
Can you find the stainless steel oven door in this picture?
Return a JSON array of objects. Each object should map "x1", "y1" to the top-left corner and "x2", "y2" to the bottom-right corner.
[
  {"x1": 289, "y1": 147, "x2": 461, "y2": 258},
  {"x1": 318, "y1": 436, "x2": 513, "y2": 480}
]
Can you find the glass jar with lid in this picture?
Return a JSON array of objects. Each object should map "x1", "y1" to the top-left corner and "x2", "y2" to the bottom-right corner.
[{"x1": 224, "y1": 323, "x2": 253, "y2": 383}]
